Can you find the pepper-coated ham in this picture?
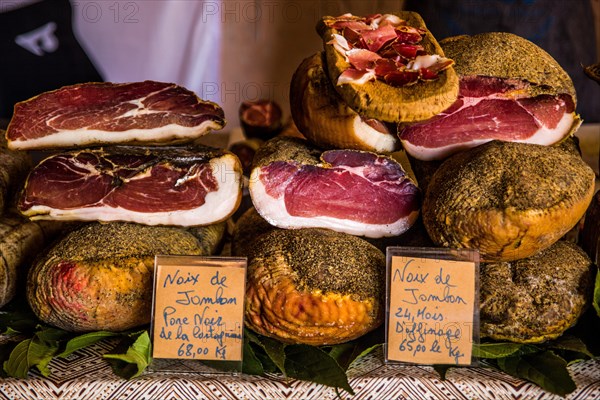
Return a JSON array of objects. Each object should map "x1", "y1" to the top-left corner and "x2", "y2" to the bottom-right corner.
[
  {"x1": 249, "y1": 136, "x2": 420, "y2": 238},
  {"x1": 399, "y1": 33, "x2": 581, "y2": 161}
]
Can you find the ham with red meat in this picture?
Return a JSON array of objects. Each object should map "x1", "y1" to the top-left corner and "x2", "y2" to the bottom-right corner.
[
  {"x1": 6, "y1": 81, "x2": 225, "y2": 150},
  {"x1": 18, "y1": 146, "x2": 242, "y2": 226},
  {"x1": 316, "y1": 12, "x2": 459, "y2": 124},
  {"x1": 249, "y1": 136, "x2": 420, "y2": 238},
  {"x1": 399, "y1": 33, "x2": 582, "y2": 161},
  {"x1": 399, "y1": 77, "x2": 579, "y2": 160},
  {"x1": 324, "y1": 13, "x2": 452, "y2": 87}
]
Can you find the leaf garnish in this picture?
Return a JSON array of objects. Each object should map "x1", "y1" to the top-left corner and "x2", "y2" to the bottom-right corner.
[
  {"x1": 58, "y1": 331, "x2": 121, "y2": 358},
  {"x1": 473, "y1": 342, "x2": 539, "y2": 359},
  {"x1": 284, "y1": 344, "x2": 354, "y2": 395},
  {"x1": 496, "y1": 350, "x2": 576, "y2": 396},
  {"x1": 103, "y1": 331, "x2": 152, "y2": 379}
]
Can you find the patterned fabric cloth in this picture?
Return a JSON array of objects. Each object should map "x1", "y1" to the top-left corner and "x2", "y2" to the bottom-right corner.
[{"x1": 0, "y1": 340, "x2": 598, "y2": 400}]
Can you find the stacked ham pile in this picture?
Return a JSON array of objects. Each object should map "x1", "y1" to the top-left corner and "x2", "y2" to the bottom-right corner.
[
  {"x1": 241, "y1": 12, "x2": 598, "y2": 347},
  {"x1": 235, "y1": 13, "x2": 450, "y2": 347},
  {"x1": 249, "y1": 15, "x2": 443, "y2": 239},
  {"x1": 6, "y1": 80, "x2": 242, "y2": 226},
  {"x1": 2, "y1": 80, "x2": 243, "y2": 332}
]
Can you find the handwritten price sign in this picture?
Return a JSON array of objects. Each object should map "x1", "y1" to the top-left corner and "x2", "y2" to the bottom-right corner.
[
  {"x1": 386, "y1": 248, "x2": 478, "y2": 366},
  {"x1": 151, "y1": 256, "x2": 246, "y2": 362}
]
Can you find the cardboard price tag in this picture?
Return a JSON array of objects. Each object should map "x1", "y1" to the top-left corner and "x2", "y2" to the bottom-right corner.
[
  {"x1": 385, "y1": 248, "x2": 479, "y2": 366},
  {"x1": 151, "y1": 256, "x2": 246, "y2": 362}
]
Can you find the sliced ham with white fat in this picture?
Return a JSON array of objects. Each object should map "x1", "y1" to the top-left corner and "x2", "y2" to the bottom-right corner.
[
  {"x1": 6, "y1": 81, "x2": 225, "y2": 150},
  {"x1": 399, "y1": 76, "x2": 580, "y2": 160},
  {"x1": 18, "y1": 146, "x2": 242, "y2": 226},
  {"x1": 249, "y1": 136, "x2": 420, "y2": 238}
]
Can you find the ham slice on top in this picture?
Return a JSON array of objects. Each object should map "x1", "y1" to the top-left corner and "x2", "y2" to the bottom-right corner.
[
  {"x1": 325, "y1": 13, "x2": 453, "y2": 87},
  {"x1": 249, "y1": 136, "x2": 420, "y2": 238},
  {"x1": 6, "y1": 81, "x2": 225, "y2": 150}
]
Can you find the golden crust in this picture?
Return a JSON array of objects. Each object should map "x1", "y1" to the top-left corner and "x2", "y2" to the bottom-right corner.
[
  {"x1": 290, "y1": 52, "x2": 400, "y2": 152},
  {"x1": 244, "y1": 228, "x2": 385, "y2": 345},
  {"x1": 422, "y1": 141, "x2": 596, "y2": 262}
]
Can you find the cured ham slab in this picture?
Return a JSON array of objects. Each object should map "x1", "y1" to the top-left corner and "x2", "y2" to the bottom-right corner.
[
  {"x1": 6, "y1": 81, "x2": 225, "y2": 150},
  {"x1": 399, "y1": 32, "x2": 581, "y2": 161},
  {"x1": 399, "y1": 76, "x2": 579, "y2": 160},
  {"x1": 18, "y1": 146, "x2": 242, "y2": 226},
  {"x1": 323, "y1": 14, "x2": 453, "y2": 88},
  {"x1": 249, "y1": 136, "x2": 420, "y2": 238}
]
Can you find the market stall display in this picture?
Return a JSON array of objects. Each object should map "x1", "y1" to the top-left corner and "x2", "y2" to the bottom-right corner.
[{"x1": 0, "y1": 9, "x2": 599, "y2": 399}]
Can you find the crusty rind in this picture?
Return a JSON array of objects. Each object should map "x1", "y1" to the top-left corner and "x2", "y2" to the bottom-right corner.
[
  {"x1": 316, "y1": 11, "x2": 460, "y2": 123},
  {"x1": 231, "y1": 207, "x2": 276, "y2": 257},
  {"x1": 440, "y1": 32, "x2": 577, "y2": 101},
  {"x1": 244, "y1": 227, "x2": 385, "y2": 345},
  {"x1": 251, "y1": 136, "x2": 322, "y2": 170},
  {"x1": 422, "y1": 141, "x2": 596, "y2": 262},
  {"x1": 480, "y1": 240, "x2": 593, "y2": 343}
]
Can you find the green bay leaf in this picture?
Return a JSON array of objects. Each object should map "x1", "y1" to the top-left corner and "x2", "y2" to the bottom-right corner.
[
  {"x1": 242, "y1": 339, "x2": 264, "y2": 376},
  {"x1": 547, "y1": 335, "x2": 594, "y2": 359},
  {"x1": 473, "y1": 342, "x2": 539, "y2": 359},
  {"x1": 3, "y1": 339, "x2": 32, "y2": 378},
  {"x1": 244, "y1": 330, "x2": 285, "y2": 373},
  {"x1": 29, "y1": 336, "x2": 60, "y2": 377},
  {"x1": 58, "y1": 331, "x2": 120, "y2": 358},
  {"x1": 256, "y1": 334, "x2": 286, "y2": 374},
  {"x1": 103, "y1": 331, "x2": 151, "y2": 379},
  {"x1": 284, "y1": 344, "x2": 354, "y2": 395},
  {"x1": 496, "y1": 350, "x2": 576, "y2": 396},
  {"x1": 327, "y1": 343, "x2": 356, "y2": 371}
]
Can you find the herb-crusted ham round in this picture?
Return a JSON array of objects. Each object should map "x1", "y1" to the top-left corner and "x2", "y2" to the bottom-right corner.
[
  {"x1": 27, "y1": 222, "x2": 224, "y2": 332},
  {"x1": 399, "y1": 33, "x2": 581, "y2": 161},
  {"x1": 422, "y1": 141, "x2": 595, "y2": 262},
  {"x1": 480, "y1": 240, "x2": 594, "y2": 343},
  {"x1": 244, "y1": 227, "x2": 385, "y2": 345}
]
